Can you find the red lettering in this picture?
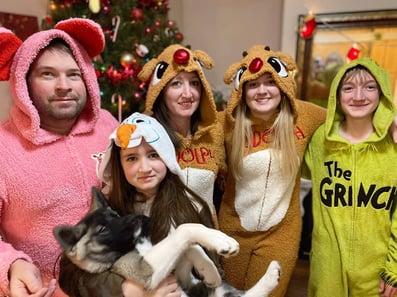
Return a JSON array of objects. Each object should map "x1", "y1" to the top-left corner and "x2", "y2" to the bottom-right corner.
[
  {"x1": 295, "y1": 126, "x2": 305, "y2": 140},
  {"x1": 252, "y1": 131, "x2": 262, "y2": 147},
  {"x1": 178, "y1": 148, "x2": 194, "y2": 163},
  {"x1": 251, "y1": 129, "x2": 273, "y2": 147},
  {"x1": 177, "y1": 147, "x2": 212, "y2": 164}
]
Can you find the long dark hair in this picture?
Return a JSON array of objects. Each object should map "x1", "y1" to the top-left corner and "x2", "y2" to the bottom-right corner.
[
  {"x1": 106, "y1": 144, "x2": 213, "y2": 244},
  {"x1": 152, "y1": 88, "x2": 202, "y2": 150}
]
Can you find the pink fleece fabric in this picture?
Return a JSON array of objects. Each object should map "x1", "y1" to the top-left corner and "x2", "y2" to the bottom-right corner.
[{"x1": 0, "y1": 19, "x2": 118, "y2": 296}]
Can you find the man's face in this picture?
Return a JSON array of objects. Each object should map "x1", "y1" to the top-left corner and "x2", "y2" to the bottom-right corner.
[{"x1": 27, "y1": 48, "x2": 87, "y2": 133}]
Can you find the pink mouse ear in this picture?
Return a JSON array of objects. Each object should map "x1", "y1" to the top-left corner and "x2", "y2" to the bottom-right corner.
[
  {"x1": 54, "y1": 18, "x2": 105, "y2": 58},
  {"x1": 0, "y1": 28, "x2": 23, "y2": 81}
]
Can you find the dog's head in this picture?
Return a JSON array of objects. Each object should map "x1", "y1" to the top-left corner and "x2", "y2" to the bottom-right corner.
[{"x1": 53, "y1": 187, "x2": 150, "y2": 273}]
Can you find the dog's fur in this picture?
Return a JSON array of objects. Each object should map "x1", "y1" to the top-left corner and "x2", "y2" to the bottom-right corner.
[{"x1": 54, "y1": 188, "x2": 280, "y2": 297}]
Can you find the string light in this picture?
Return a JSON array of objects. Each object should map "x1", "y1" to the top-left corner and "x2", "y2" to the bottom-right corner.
[
  {"x1": 300, "y1": 11, "x2": 317, "y2": 39},
  {"x1": 346, "y1": 43, "x2": 361, "y2": 61},
  {"x1": 300, "y1": 11, "x2": 364, "y2": 60}
]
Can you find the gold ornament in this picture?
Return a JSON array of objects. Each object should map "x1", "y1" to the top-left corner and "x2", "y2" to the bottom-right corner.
[
  {"x1": 120, "y1": 52, "x2": 134, "y2": 68},
  {"x1": 88, "y1": 0, "x2": 101, "y2": 13}
]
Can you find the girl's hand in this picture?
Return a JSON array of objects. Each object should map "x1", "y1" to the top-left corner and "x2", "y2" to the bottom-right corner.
[
  {"x1": 122, "y1": 275, "x2": 181, "y2": 297},
  {"x1": 379, "y1": 279, "x2": 397, "y2": 297}
]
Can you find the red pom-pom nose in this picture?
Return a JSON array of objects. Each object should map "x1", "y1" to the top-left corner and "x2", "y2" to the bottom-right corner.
[
  {"x1": 249, "y1": 58, "x2": 263, "y2": 73},
  {"x1": 173, "y1": 49, "x2": 190, "y2": 65}
]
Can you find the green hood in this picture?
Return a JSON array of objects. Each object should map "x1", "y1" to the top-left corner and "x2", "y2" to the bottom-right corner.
[{"x1": 325, "y1": 57, "x2": 395, "y2": 144}]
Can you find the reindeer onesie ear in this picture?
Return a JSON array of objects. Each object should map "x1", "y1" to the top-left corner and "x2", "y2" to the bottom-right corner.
[{"x1": 0, "y1": 28, "x2": 23, "y2": 81}]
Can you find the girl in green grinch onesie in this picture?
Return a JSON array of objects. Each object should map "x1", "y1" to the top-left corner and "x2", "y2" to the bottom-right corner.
[
  {"x1": 218, "y1": 45, "x2": 326, "y2": 297},
  {"x1": 303, "y1": 57, "x2": 397, "y2": 297}
]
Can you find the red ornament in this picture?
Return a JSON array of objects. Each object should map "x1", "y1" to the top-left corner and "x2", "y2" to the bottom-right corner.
[
  {"x1": 131, "y1": 8, "x2": 144, "y2": 21},
  {"x1": 122, "y1": 67, "x2": 134, "y2": 80},
  {"x1": 173, "y1": 49, "x2": 190, "y2": 65},
  {"x1": 175, "y1": 32, "x2": 183, "y2": 40},
  {"x1": 300, "y1": 13, "x2": 317, "y2": 39},
  {"x1": 107, "y1": 66, "x2": 123, "y2": 84},
  {"x1": 346, "y1": 44, "x2": 360, "y2": 61},
  {"x1": 45, "y1": 16, "x2": 53, "y2": 26},
  {"x1": 139, "y1": 0, "x2": 153, "y2": 7},
  {"x1": 249, "y1": 58, "x2": 263, "y2": 73}
]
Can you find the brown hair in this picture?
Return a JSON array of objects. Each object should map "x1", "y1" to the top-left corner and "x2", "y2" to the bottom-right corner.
[
  {"x1": 151, "y1": 74, "x2": 202, "y2": 150},
  {"x1": 106, "y1": 144, "x2": 213, "y2": 244},
  {"x1": 27, "y1": 38, "x2": 74, "y2": 79}
]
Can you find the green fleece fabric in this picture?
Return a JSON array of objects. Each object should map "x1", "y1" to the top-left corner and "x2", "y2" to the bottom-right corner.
[{"x1": 303, "y1": 57, "x2": 397, "y2": 296}]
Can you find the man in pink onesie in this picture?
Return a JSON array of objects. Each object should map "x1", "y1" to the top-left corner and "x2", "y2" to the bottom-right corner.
[{"x1": 0, "y1": 19, "x2": 118, "y2": 296}]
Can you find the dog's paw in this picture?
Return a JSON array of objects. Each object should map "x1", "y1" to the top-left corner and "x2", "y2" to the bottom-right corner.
[
  {"x1": 268, "y1": 261, "x2": 281, "y2": 278},
  {"x1": 243, "y1": 260, "x2": 280, "y2": 296},
  {"x1": 203, "y1": 275, "x2": 222, "y2": 288},
  {"x1": 264, "y1": 260, "x2": 281, "y2": 289},
  {"x1": 176, "y1": 224, "x2": 240, "y2": 257},
  {"x1": 210, "y1": 230, "x2": 239, "y2": 258},
  {"x1": 198, "y1": 267, "x2": 222, "y2": 288},
  {"x1": 188, "y1": 246, "x2": 222, "y2": 288}
]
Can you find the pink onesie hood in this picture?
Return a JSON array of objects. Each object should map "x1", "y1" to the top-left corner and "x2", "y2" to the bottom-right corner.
[{"x1": 0, "y1": 18, "x2": 105, "y2": 145}]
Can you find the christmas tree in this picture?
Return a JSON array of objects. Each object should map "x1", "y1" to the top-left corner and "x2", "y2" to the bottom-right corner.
[{"x1": 42, "y1": 0, "x2": 184, "y2": 120}]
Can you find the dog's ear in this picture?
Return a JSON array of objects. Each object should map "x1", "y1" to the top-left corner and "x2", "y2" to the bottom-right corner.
[
  {"x1": 53, "y1": 224, "x2": 86, "y2": 252},
  {"x1": 90, "y1": 187, "x2": 109, "y2": 211}
]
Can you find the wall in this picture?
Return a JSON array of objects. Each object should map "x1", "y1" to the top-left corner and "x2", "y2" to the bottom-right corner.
[
  {"x1": 1, "y1": 0, "x2": 396, "y2": 120},
  {"x1": 281, "y1": 0, "x2": 397, "y2": 57},
  {"x1": 169, "y1": 0, "x2": 397, "y2": 92},
  {"x1": 281, "y1": 0, "x2": 397, "y2": 102},
  {"x1": 168, "y1": 0, "x2": 282, "y2": 95}
]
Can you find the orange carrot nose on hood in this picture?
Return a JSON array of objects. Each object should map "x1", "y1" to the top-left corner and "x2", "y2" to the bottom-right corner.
[{"x1": 98, "y1": 112, "x2": 183, "y2": 186}]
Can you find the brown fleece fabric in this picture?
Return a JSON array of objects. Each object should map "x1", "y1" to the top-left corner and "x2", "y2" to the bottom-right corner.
[{"x1": 218, "y1": 45, "x2": 326, "y2": 297}]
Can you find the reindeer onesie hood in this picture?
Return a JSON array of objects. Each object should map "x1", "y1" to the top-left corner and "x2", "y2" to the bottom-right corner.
[
  {"x1": 138, "y1": 44, "x2": 226, "y2": 222},
  {"x1": 139, "y1": 44, "x2": 218, "y2": 130},
  {"x1": 218, "y1": 45, "x2": 326, "y2": 296},
  {"x1": 0, "y1": 19, "x2": 118, "y2": 296}
]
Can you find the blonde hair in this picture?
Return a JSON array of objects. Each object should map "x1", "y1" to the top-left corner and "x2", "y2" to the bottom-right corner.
[{"x1": 230, "y1": 93, "x2": 300, "y2": 180}]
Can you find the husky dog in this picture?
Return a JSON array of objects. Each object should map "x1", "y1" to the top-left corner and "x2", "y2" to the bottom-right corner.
[{"x1": 54, "y1": 188, "x2": 280, "y2": 297}]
